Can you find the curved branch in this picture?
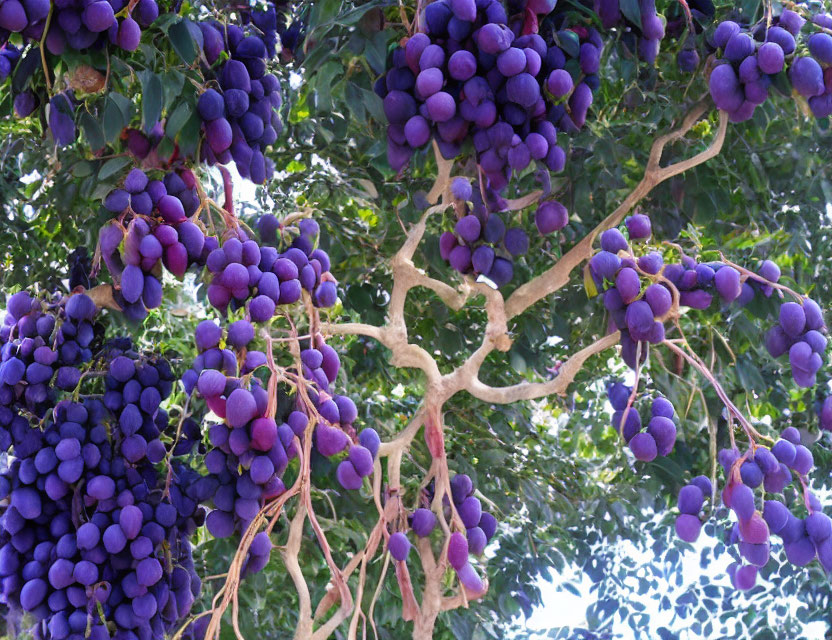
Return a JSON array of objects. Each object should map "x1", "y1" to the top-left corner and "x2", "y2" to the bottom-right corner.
[
  {"x1": 504, "y1": 106, "x2": 728, "y2": 320},
  {"x1": 325, "y1": 322, "x2": 442, "y2": 381},
  {"x1": 465, "y1": 332, "x2": 621, "y2": 403}
]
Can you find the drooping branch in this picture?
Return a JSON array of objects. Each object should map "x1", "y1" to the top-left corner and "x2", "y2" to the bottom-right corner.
[
  {"x1": 464, "y1": 332, "x2": 621, "y2": 403},
  {"x1": 504, "y1": 105, "x2": 728, "y2": 320},
  {"x1": 310, "y1": 104, "x2": 731, "y2": 639}
]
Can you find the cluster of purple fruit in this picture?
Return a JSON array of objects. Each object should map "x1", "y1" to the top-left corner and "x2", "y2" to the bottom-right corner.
[
  {"x1": 590, "y1": 214, "x2": 810, "y2": 371},
  {"x1": 102, "y1": 346, "x2": 185, "y2": 468},
  {"x1": 185, "y1": 318, "x2": 295, "y2": 538},
  {"x1": 1, "y1": 292, "x2": 99, "y2": 428},
  {"x1": 0, "y1": 291, "x2": 207, "y2": 640},
  {"x1": 302, "y1": 332, "x2": 380, "y2": 492},
  {"x1": 0, "y1": 0, "x2": 159, "y2": 52},
  {"x1": 379, "y1": 0, "x2": 578, "y2": 191},
  {"x1": 438, "y1": 177, "x2": 568, "y2": 287},
  {"x1": 205, "y1": 215, "x2": 337, "y2": 319},
  {"x1": 594, "y1": 0, "x2": 666, "y2": 64},
  {"x1": 711, "y1": 427, "x2": 831, "y2": 590},
  {"x1": 674, "y1": 475, "x2": 712, "y2": 543},
  {"x1": 388, "y1": 473, "x2": 497, "y2": 593},
  {"x1": 100, "y1": 168, "x2": 215, "y2": 322},
  {"x1": 708, "y1": 10, "x2": 832, "y2": 122},
  {"x1": 196, "y1": 23, "x2": 283, "y2": 184},
  {"x1": 607, "y1": 382, "x2": 677, "y2": 462},
  {"x1": 590, "y1": 213, "x2": 672, "y2": 367},
  {"x1": 764, "y1": 297, "x2": 826, "y2": 388},
  {"x1": 238, "y1": 0, "x2": 304, "y2": 61}
]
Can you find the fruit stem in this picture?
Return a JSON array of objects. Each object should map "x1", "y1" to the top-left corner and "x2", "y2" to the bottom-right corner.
[
  {"x1": 662, "y1": 338, "x2": 772, "y2": 445},
  {"x1": 39, "y1": 4, "x2": 54, "y2": 95},
  {"x1": 718, "y1": 253, "x2": 805, "y2": 302}
]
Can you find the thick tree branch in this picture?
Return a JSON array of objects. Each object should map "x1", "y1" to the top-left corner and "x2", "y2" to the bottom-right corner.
[
  {"x1": 464, "y1": 332, "x2": 621, "y2": 403},
  {"x1": 308, "y1": 105, "x2": 729, "y2": 638},
  {"x1": 504, "y1": 106, "x2": 728, "y2": 320}
]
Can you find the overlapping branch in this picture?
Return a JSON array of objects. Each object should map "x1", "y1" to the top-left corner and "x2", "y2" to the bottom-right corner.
[
  {"x1": 203, "y1": 103, "x2": 730, "y2": 640},
  {"x1": 504, "y1": 105, "x2": 728, "y2": 320},
  {"x1": 308, "y1": 103, "x2": 731, "y2": 636}
]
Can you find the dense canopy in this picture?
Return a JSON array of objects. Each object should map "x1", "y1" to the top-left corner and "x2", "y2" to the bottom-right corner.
[{"x1": 2, "y1": 0, "x2": 832, "y2": 639}]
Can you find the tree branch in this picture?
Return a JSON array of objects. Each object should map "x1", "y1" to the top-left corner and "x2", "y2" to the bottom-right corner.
[
  {"x1": 464, "y1": 332, "x2": 621, "y2": 403},
  {"x1": 504, "y1": 105, "x2": 728, "y2": 320}
]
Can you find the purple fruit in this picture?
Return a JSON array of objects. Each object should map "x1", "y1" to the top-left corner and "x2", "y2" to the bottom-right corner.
[
  {"x1": 675, "y1": 514, "x2": 701, "y2": 542},
  {"x1": 714, "y1": 266, "x2": 741, "y2": 301},
  {"x1": 336, "y1": 460, "x2": 363, "y2": 490},
  {"x1": 388, "y1": 532, "x2": 411, "y2": 561},
  {"x1": 411, "y1": 508, "x2": 437, "y2": 537},
  {"x1": 447, "y1": 531, "x2": 468, "y2": 569},
  {"x1": 709, "y1": 64, "x2": 744, "y2": 112},
  {"x1": 629, "y1": 432, "x2": 657, "y2": 461},
  {"x1": 117, "y1": 16, "x2": 141, "y2": 50},
  {"x1": 600, "y1": 229, "x2": 628, "y2": 254},
  {"x1": 790, "y1": 57, "x2": 825, "y2": 98},
  {"x1": 83, "y1": 1, "x2": 114, "y2": 31},
  {"x1": 780, "y1": 302, "x2": 806, "y2": 337},
  {"x1": 757, "y1": 42, "x2": 784, "y2": 74},
  {"x1": 625, "y1": 214, "x2": 651, "y2": 240},
  {"x1": 535, "y1": 200, "x2": 568, "y2": 234},
  {"x1": 644, "y1": 283, "x2": 671, "y2": 317},
  {"x1": 648, "y1": 416, "x2": 676, "y2": 456}
]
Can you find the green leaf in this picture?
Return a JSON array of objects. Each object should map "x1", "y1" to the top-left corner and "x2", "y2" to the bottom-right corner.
[
  {"x1": 555, "y1": 30, "x2": 581, "y2": 58},
  {"x1": 177, "y1": 110, "x2": 202, "y2": 156},
  {"x1": 98, "y1": 157, "x2": 131, "y2": 180},
  {"x1": 165, "y1": 102, "x2": 192, "y2": 139},
  {"x1": 79, "y1": 112, "x2": 105, "y2": 151},
  {"x1": 619, "y1": 0, "x2": 642, "y2": 30},
  {"x1": 139, "y1": 71, "x2": 163, "y2": 133},
  {"x1": 169, "y1": 18, "x2": 198, "y2": 65},
  {"x1": 364, "y1": 30, "x2": 391, "y2": 75},
  {"x1": 109, "y1": 93, "x2": 134, "y2": 122},
  {"x1": 162, "y1": 71, "x2": 186, "y2": 111},
  {"x1": 102, "y1": 98, "x2": 126, "y2": 143}
]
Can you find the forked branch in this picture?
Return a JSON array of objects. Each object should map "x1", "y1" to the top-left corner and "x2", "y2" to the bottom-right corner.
[{"x1": 504, "y1": 105, "x2": 728, "y2": 320}]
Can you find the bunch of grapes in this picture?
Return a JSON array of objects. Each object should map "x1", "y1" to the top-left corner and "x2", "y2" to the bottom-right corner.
[
  {"x1": 708, "y1": 9, "x2": 832, "y2": 122},
  {"x1": 590, "y1": 214, "x2": 810, "y2": 371},
  {"x1": 388, "y1": 473, "x2": 497, "y2": 593},
  {"x1": 438, "y1": 177, "x2": 568, "y2": 287},
  {"x1": 0, "y1": 292, "x2": 99, "y2": 426},
  {"x1": 0, "y1": 290, "x2": 206, "y2": 639},
  {"x1": 0, "y1": 0, "x2": 158, "y2": 52},
  {"x1": 205, "y1": 216, "x2": 337, "y2": 318},
  {"x1": 537, "y1": 23, "x2": 602, "y2": 134},
  {"x1": 238, "y1": 0, "x2": 305, "y2": 61},
  {"x1": 764, "y1": 298, "x2": 827, "y2": 388},
  {"x1": 185, "y1": 318, "x2": 290, "y2": 538},
  {"x1": 300, "y1": 332, "x2": 380, "y2": 492},
  {"x1": 607, "y1": 386, "x2": 677, "y2": 462},
  {"x1": 196, "y1": 23, "x2": 283, "y2": 184},
  {"x1": 699, "y1": 427, "x2": 832, "y2": 590},
  {"x1": 378, "y1": 0, "x2": 571, "y2": 187},
  {"x1": 99, "y1": 168, "x2": 216, "y2": 321},
  {"x1": 0, "y1": 43, "x2": 20, "y2": 82},
  {"x1": 103, "y1": 347, "x2": 180, "y2": 467}
]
